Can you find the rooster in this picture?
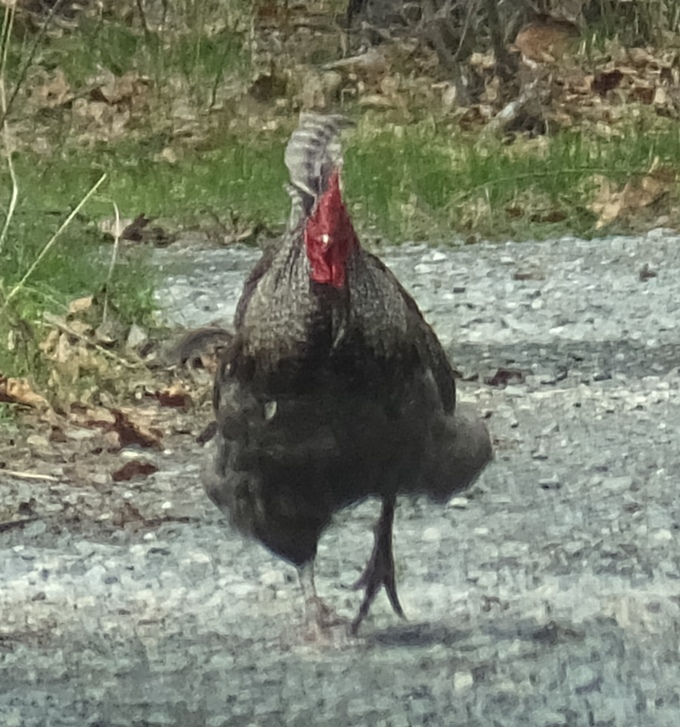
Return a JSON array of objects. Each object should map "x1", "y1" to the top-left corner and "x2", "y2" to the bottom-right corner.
[{"x1": 203, "y1": 114, "x2": 492, "y2": 634}]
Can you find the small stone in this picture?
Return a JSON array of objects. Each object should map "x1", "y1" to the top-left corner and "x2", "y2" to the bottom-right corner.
[
  {"x1": 126, "y1": 324, "x2": 149, "y2": 350},
  {"x1": 422, "y1": 527, "x2": 441, "y2": 542},
  {"x1": 261, "y1": 570, "x2": 284, "y2": 586},
  {"x1": 66, "y1": 428, "x2": 97, "y2": 441},
  {"x1": 532, "y1": 709, "x2": 567, "y2": 726},
  {"x1": 448, "y1": 497, "x2": 468, "y2": 509},
  {"x1": 572, "y1": 664, "x2": 602, "y2": 694},
  {"x1": 3, "y1": 708, "x2": 23, "y2": 727},
  {"x1": 453, "y1": 671, "x2": 473, "y2": 691},
  {"x1": 539, "y1": 477, "x2": 561, "y2": 490},
  {"x1": 603, "y1": 475, "x2": 633, "y2": 492}
]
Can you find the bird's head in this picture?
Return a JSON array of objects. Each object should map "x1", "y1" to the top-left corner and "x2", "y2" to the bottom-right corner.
[{"x1": 304, "y1": 169, "x2": 358, "y2": 289}]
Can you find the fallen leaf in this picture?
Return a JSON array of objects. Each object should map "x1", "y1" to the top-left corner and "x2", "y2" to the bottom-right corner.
[
  {"x1": 121, "y1": 214, "x2": 151, "y2": 241},
  {"x1": 592, "y1": 70, "x2": 623, "y2": 96},
  {"x1": 146, "y1": 384, "x2": 193, "y2": 408},
  {"x1": 109, "y1": 409, "x2": 163, "y2": 450},
  {"x1": 69, "y1": 403, "x2": 116, "y2": 428},
  {"x1": 0, "y1": 377, "x2": 48, "y2": 408},
  {"x1": 111, "y1": 460, "x2": 159, "y2": 483},
  {"x1": 530, "y1": 209, "x2": 567, "y2": 224},
  {"x1": 126, "y1": 324, "x2": 148, "y2": 351},
  {"x1": 589, "y1": 170, "x2": 670, "y2": 229},
  {"x1": 484, "y1": 368, "x2": 526, "y2": 387},
  {"x1": 638, "y1": 263, "x2": 657, "y2": 281},
  {"x1": 31, "y1": 69, "x2": 73, "y2": 109},
  {"x1": 68, "y1": 296, "x2": 94, "y2": 315}
]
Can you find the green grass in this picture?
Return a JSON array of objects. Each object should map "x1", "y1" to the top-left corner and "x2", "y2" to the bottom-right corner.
[
  {"x1": 8, "y1": 135, "x2": 291, "y2": 228},
  {"x1": 347, "y1": 116, "x2": 680, "y2": 241}
]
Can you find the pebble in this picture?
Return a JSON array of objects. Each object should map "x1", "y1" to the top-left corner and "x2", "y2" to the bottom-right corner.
[
  {"x1": 448, "y1": 497, "x2": 468, "y2": 509},
  {"x1": 531, "y1": 709, "x2": 567, "y2": 726},
  {"x1": 453, "y1": 671, "x2": 474, "y2": 691},
  {"x1": 422, "y1": 527, "x2": 441, "y2": 542}
]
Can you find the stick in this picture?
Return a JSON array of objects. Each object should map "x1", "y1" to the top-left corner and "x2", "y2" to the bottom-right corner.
[{"x1": 1, "y1": 470, "x2": 60, "y2": 482}]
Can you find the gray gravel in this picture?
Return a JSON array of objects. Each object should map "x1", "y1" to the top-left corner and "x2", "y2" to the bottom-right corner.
[{"x1": 2, "y1": 230, "x2": 680, "y2": 726}]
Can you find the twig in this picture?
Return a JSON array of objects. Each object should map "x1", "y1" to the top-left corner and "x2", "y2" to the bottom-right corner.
[
  {"x1": 0, "y1": 2, "x2": 17, "y2": 258},
  {"x1": 482, "y1": 78, "x2": 539, "y2": 137},
  {"x1": 102, "y1": 202, "x2": 122, "y2": 325},
  {"x1": 1, "y1": 173, "x2": 108, "y2": 314},
  {"x1": 0, "y1": 517, "x2": 40, "y2": 533},
  {"x1": 1, "y1": 470, "x2": 59, "y2": 482}
]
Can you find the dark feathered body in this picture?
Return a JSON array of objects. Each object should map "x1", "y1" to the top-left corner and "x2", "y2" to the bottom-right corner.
[
  {"x1": 203, "y1": 114, "x2": 491, "y2": 628},
  {"x1": 207, "y1": 244, "x2": 460, "y2": 562}
]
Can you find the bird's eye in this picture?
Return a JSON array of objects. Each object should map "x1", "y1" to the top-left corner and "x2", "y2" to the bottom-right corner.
[{"x1": 320, "y1": 233, "x2": 330, "y2": 245}]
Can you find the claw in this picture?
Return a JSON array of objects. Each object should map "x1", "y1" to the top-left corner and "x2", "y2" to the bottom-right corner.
[
  {"x1": 351, "y1": 495, "x2": 405, "y2": 634},
  {"x1": 298, "y1": 562, "x2": 347, "y2": 639}
]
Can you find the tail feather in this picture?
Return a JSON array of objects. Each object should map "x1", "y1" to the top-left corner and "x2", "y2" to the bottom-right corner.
[{"x1": 284, "y1": 113, "x2": 354, "y2": 215}]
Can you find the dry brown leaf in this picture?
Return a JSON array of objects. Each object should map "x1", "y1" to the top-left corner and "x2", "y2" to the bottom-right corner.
[
  {"x1": 66, "y1": 320, "x2": 92, "y2": 337},
  {"x1": 146, "y1": 384, "x2": 193, "y2": 408},
  {"x1": 69, "y1": 404, "x2": 117, "y2": 428},
  {"x1": 68, "y1": 296, "x2": 94, "y2": 315},
  {"x1": 72, "y1": 97, "x2": 132, "y2": 143},
  {"x1": 485, "y1": 368, "x2": 526, "y2": 387},
  {"x1": 102, "y1": 430, "x2": 121, "y2": 450},
  {"x1": 590, "y1": 171, "x2": 670, "y2": 228},
  {"x1": 109, "y1": 409, "x2": 163, "y2": 450},
  {"x1": 111, "y1": 460, "x2": 159, "y2": 483},
  {"x1": 653, "y1": 87, "x2": 669, "y2": 106},
  {"x1": 589, "y1": 176, "x2": 625, "y2": 228},
  {"x1": 0, "y1": 376, "x2": 48, "y2": 408},
  {"x1": 627, "y1": 48, "x2": 658, "y2": 67},
  {"x1": 31, "y1": 69, "x2": 73, "y2": 109},
  {"x1": 110, "y1": 502, "x2": 146, "y2": 527},
  {"x1": 95, "y1": 71, "x2": 151, "y2": 105}
]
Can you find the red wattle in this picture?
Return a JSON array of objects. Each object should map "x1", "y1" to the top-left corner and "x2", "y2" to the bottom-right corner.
[{"x1": 304, "y1": 169, "x2": 356, "y2": 289}]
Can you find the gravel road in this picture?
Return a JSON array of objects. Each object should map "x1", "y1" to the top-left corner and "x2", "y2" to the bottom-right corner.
[{"x1": 2, "y1": 231, "x2": 680, "y2": 726}]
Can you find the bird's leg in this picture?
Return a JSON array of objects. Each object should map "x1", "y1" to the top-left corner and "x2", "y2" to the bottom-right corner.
[
  {"x1": 351, "y1": 495, "x2": 405, "y2": 634},
  {"x1": 297, "y1": 561, "x2": 345, "y2": 633}
]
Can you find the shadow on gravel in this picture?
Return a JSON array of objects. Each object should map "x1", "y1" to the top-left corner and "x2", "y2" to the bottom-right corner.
[
  {"x1": 367, "y1": 622, "x2": 468, "y2": 647},
  {"x1": 366, "y1": 617, "x2": 586, "y2": 649}
]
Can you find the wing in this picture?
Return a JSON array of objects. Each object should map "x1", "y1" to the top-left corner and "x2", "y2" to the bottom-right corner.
[
  {"x1": 363, "y1": 251, "x2": 457, "y2": 414},
  {"x1": 233, "y1": 243, "x2": 278, "y2": 329}
]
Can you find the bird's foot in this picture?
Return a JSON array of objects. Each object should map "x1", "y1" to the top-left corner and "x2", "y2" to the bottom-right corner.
[
  {"x1": 351, "y1": 499, "x2": 405, "y2": 635},
  {"x1": 301, "y1": 594, "x2": 349, "y2": 642},
  {"x1": 297, "y1": 562, "x2": 349, "y2": 642}
]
